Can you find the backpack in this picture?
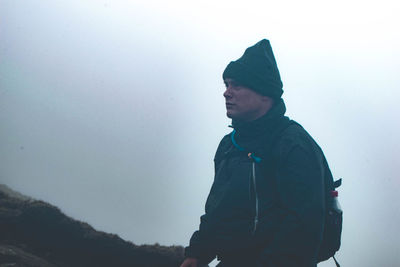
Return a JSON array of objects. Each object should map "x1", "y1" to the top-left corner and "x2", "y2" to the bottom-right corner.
[
  {"x1": 275, "y1": 120, "x2": 343, "y2": 266},
  {"x1": 231, "y1": 119, "x2": 343, "y2": 266}
]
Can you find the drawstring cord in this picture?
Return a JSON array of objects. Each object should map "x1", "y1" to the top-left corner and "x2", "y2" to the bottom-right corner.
[{"x1": 231, "y1": 130, "x2": 262, "y2": 163}]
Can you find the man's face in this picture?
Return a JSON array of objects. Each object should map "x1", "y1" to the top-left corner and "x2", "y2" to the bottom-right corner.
[{"x1": 223, "y1": 78, "x2": 271, "y2": 122}]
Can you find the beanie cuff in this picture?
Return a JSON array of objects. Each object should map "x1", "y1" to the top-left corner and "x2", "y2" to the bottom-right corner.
[{"x1": 223, "y1": 61, "x2": 283, "y2": 99}]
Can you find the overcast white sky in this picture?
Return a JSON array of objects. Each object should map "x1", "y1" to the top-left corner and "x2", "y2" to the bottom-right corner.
[{"x1": 1, "y1": 0, "x2": 399, "y2": 266}]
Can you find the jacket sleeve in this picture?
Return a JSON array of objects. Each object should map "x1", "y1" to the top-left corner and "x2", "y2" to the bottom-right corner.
[
  {"x1": 184, "y1": 203, "x2": 219, "y2": 263},
  {"x1": 184, "y1": 136, "x2": 231, "y2": 264},
  {"x1": 256, "y1": 137, "x2": 325, "y2": 267},
  {"x1": 184, "y1": 229, "x2": 216, "y2": 264}
]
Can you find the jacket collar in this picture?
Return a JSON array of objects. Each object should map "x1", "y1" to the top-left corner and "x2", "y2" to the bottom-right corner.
[{"x1": 231, "y1": 98, "x2": 286, "y2": 137}]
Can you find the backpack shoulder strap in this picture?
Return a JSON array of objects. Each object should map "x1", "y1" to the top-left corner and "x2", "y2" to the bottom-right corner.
[{"x1": 254, "y1": 117, "x2": 296, "y2": 162}]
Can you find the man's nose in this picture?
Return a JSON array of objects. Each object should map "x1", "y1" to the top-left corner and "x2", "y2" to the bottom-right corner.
[{"x1": 223, "y1": 87, "x2": 232, "y2": 99}]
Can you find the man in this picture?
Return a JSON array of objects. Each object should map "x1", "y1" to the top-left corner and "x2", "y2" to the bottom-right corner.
[{"x1": 181, "y1": 39, "x2": 330, "y2": 267}]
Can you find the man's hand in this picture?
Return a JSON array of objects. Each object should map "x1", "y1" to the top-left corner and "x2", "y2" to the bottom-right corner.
[{"x1": 180, "y1": 257, "x2": 201, "y2": 267}]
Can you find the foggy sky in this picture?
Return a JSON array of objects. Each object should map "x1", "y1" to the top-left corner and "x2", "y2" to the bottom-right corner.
[{"x1": 1, "y1": 1, "x2": 399, "y2": 266}]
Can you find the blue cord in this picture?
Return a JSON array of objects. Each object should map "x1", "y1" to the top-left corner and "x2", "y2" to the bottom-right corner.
[
  {"x1": 231, "y1": 130, "x2": 262, "y2": 163},
  {"x1": 251, "y1": 154, "x2": 262, "y2": 163},
  {"x1": 231, "y1": 129, "x2": 244, "y2": 151}
]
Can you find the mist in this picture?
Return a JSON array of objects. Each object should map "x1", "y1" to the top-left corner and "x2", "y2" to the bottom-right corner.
[{"x1": 1, "y1": 0, "x2": 399, "y2": 266}]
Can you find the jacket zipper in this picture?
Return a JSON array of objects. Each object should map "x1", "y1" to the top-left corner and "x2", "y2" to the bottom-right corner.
[{"x1": 252, "y1": 161, "x2": 259, "y2": 235}]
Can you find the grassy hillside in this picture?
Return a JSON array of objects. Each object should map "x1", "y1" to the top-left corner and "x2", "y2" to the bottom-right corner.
[{"x1": 0, "y1": 184, "x2": 184, "y2": 267}]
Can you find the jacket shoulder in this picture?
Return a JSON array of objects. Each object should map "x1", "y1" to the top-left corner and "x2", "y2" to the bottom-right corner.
[{"x1": 214, "y1": 133, "x2": 232, "y2": 161}]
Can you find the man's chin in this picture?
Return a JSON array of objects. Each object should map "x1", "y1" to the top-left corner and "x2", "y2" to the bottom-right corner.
[{"x1": 226, "y1": 113, "x2": 242, "y2": 121}]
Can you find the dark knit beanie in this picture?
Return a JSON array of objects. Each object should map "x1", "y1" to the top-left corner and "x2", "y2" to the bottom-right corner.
[{"x1": 222, "y1": 39, "x2": 283, "y2": 99}]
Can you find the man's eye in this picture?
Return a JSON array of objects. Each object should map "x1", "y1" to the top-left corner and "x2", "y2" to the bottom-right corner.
[
  {"x1": 231, "y1": 81, "x2": 243, "y2": 88},
  {"x1": 224, "y1": 81, "x2": 241, "y2": 89},
  {"x1": 232, "y1": 84, "x2": 242, "y2": 90}
]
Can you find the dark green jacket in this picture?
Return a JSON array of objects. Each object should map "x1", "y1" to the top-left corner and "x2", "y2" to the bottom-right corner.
[{"x1": 185, "y1": 100, "x2": 328, "y2": 267}]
